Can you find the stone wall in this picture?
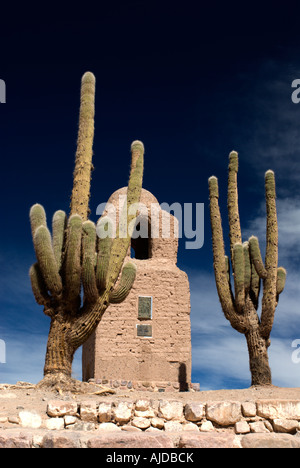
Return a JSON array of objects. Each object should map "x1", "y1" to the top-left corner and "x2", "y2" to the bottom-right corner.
[
  {"x1": 1, "y1": 398, "x2": 300, "y2": 448},
  {"x1": 88, "y1": 379, "x2": 200, "y2": 392}
]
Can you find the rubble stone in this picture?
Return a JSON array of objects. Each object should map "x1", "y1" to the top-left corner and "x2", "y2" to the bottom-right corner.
[
  {"x1": 113, "y1": 401, "x2": 134, "y2": 424},
  {"x1": 47, "y1": 400, "x2": 78, "y2": 418},
  {"x1": 272, "y1": 419, "x2": 299, "y2": 434},
  {"x1": 184, "y1": 403, "x2": 205, "y2": 422},
  {"x1": 257, "y1": 400, "x2": 300, "y2": 420},
  {"x1": 19, "y1": 411, "x2": 42, "y2": 429},
  {"x1": 158, "y1": 400, "x2": 183, "y2": 420},
  {"x1": 206, "y1": 402, "x2": 241, "y2": 426}
]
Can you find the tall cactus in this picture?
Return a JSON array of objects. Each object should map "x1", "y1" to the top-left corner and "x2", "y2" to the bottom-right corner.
[
  {"x1": 208, "y1": 151, "x2": 286, "y2": 386},
  {"x1": 29, "y1": 72, "x2": 144, "y2": 386}
]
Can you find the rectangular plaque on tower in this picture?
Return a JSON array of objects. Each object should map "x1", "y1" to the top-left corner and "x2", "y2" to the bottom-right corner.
[
  {"x1": 136, "y1": 324, "x2": 152, "y2": 337},
  {"x1": 138, "y1": 296, "x2": 152, "y2": 319}
]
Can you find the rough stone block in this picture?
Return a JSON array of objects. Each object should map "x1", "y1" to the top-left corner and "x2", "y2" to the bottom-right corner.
[
  {"x1": 206, "y1": 401, "x2": 241, "y2": 426},
  {"x1": 150, "y1": 417, "x2": 165, "y2": 429},
  {"x1": 19, "y1": 411, "x2": 42, "y2": 429},
  {"x1": 80, "y1": 401, "x2": 98, "y2": 422},
  {"x1": 272, "y1": 419, "x2": 299, "y2": 434},
  {"x1": 131, "y1": 417, "x2": 151, "y2": 430},
  {"x1": 87, "y1": 432, "x2": 174, "y2": 448},
  {"x1": 249, "y1": 421, "x2": 270, "y2": 433},
  {"x1": 178, "y1": 432, "x2": 238, "y2": 448},
  {"x1": 47, "y1": 400, "x2": 78, "y2": 418},
  {"x1": 158, "y1": 400, "x2": 184, "y2": 421},
  {"x1": 0, "y1": 431, "x2": 32, "y2": 448},
  {"x1": 256, "y1": 400, "x2": 300, "y2": 420},
  {"x1": 98, "y1": 422, "x2": 121, "y2": 432},
  {"x1": 41, "y1": 432, "x2": 81, "y2": 448},
  {"x1": 182, "y1": 422, "x2": 199, "y2": 431},
  {"x1": 200, "y1": 421, "x2": 214, "y2": 432},
  {"x1": 235, "y1": 420, "x2": 250, "y2": 434},
  {"x1": 164, "y1": 420, "x2": 183, "y2": 432},
  {"x1": 241, "y1": 402, "x2": 256, "y2": 417},
  {"x1": 135, "y1": 399, "x2": 151, "y2": 411},
  {"x1": 113, "y1": 401, "x2": 134, "y2": 424},
  {"x1": 184, "y1": 402, "x2": 205, "y2": 422},
  {"x1": 98, "y1": 402, "x2": 112, "y2": 423},
  {"x1": 46, "y1": 418, "x2": 65, "y2": 430},
  {"x1": 241, "y1": 433, "x2": 300, "y2": 449}
]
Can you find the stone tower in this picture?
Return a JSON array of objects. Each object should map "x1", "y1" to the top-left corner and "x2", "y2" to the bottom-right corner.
[{"x1": 82, "y1": 187, "x2": 192, "y2": 391}]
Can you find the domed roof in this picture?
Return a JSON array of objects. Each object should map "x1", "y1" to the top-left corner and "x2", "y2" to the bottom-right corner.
[{"x1": 107, "y1": 187, "x2": 159, "y2": 208}]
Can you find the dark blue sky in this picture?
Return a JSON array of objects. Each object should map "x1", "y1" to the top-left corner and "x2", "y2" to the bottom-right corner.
[{"x1": 0, "y1": 3, "x2": 300, "y2": 388}]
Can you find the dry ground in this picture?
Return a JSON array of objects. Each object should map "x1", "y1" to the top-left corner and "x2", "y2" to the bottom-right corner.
[{"x1": 0, "y1": 381, "x2": 299, "y2": 422}]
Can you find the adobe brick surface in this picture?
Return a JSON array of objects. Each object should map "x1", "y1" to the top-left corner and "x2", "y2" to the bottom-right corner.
[{"x1": 82, "y1": 188, "x2": 192, "y2": 387}]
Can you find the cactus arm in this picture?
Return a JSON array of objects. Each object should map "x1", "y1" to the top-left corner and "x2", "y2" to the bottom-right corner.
[
  {"x1": 250, "y1": 259, "x2": 260, "y2": 310},
  {"x1": 29, "y1": 263, "x2": 51, "y2": 307},
  {"x1": 109, "y1": 262, "x2": 137, "y2": 303},
  {"x1": 33, "y1": 225, "x2": 62, "y2": 296},
  {"x1": 52, "y1": 210, "x2": 67, "y2": 270},
  {"x1": 260, "y1": 170, "x2": 279, "y2": 338},
  {"x1": 70, "y1": 72, "x2": 96, "y2": 221},
  {"x1": 63, "y1": 214, "x2": 82, "y2": 303},
  {"x1": 227, "y1": 151, "x2": 242, "y2": 260},
  {"x1": 208, "y1": 176, "x2": 247, "y2": 331},
  {"x1": 82, "y1": 220, "x2": 98, "y2": 303},
  {"x1": 106, "y1": 140, "x2": 144, "y2": 289},
  {"x1": 30, "y1": 204, "x2": 47, "y2": 237},
  {"x1": 248, "y1": 236, "x2": 267, "y2": 279},
  {"x1": 276, "y1": 267, "x2": 287, "y2": 296},
  {"x1": 233, "y1": 242, "x2": 245, "y2": 313},
  {"x1": 225, "y1": 255, "x2": 231, "y2": 285},
  {"x1": 68, "y1": 291, "x2": 110, "y2": 349},
  {"x1": 243, "y1": 241, "x2": 251, "y2": 293},
  {"x1": 96, "y1": 231, "x2": 113, "y2": 292}
]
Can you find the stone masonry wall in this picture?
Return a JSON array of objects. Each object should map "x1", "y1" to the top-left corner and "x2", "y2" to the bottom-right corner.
[{"x1": 1, "y1": 399, "x2": 300, "y2": 448}]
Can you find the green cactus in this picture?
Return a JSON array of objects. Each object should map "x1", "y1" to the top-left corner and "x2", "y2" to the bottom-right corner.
[
  {"x1": 208, "y1": 151, "x2": 286, "y2": 386},
  {"x1": 29, "y1": 72, "x2": 144, "y2": 386}
]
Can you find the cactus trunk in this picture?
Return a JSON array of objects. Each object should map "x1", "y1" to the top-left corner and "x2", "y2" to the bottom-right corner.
[
  {"x1": 245, "y1": 328, "x2": 271, "y2": 386},
  {"x1": 44, "y1": 317, "x2": 75, "y2": 378}
]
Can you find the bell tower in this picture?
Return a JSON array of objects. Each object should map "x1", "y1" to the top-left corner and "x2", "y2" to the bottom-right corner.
[{"x1": 82, "y1": 188, "x2": 192, "y2": 392}]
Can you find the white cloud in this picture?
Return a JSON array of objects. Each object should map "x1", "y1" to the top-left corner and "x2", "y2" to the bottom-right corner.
[
  {"x1": 0, "y1": 331, "x2": 82, "y2": 385},
  {"x1": 0, "y1": 332, "x2": 45, "y2": 384},
  {"x1": 188, "y1": 270, "x2": 251, "y2": 389},
  {"x1": 243, "y1": 195, "x2": 300, "y2": 339},
  {"x1": 269, "y1": 338, "x2": 300, "y2": 388},
  {"x1": 0, "y1": 250, "x2": 83, "y2": 384}
]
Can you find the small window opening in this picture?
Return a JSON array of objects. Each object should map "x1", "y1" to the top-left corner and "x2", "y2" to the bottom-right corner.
[{"x1": 131, "y1": 222, "x2": 151, "y2": 259}]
